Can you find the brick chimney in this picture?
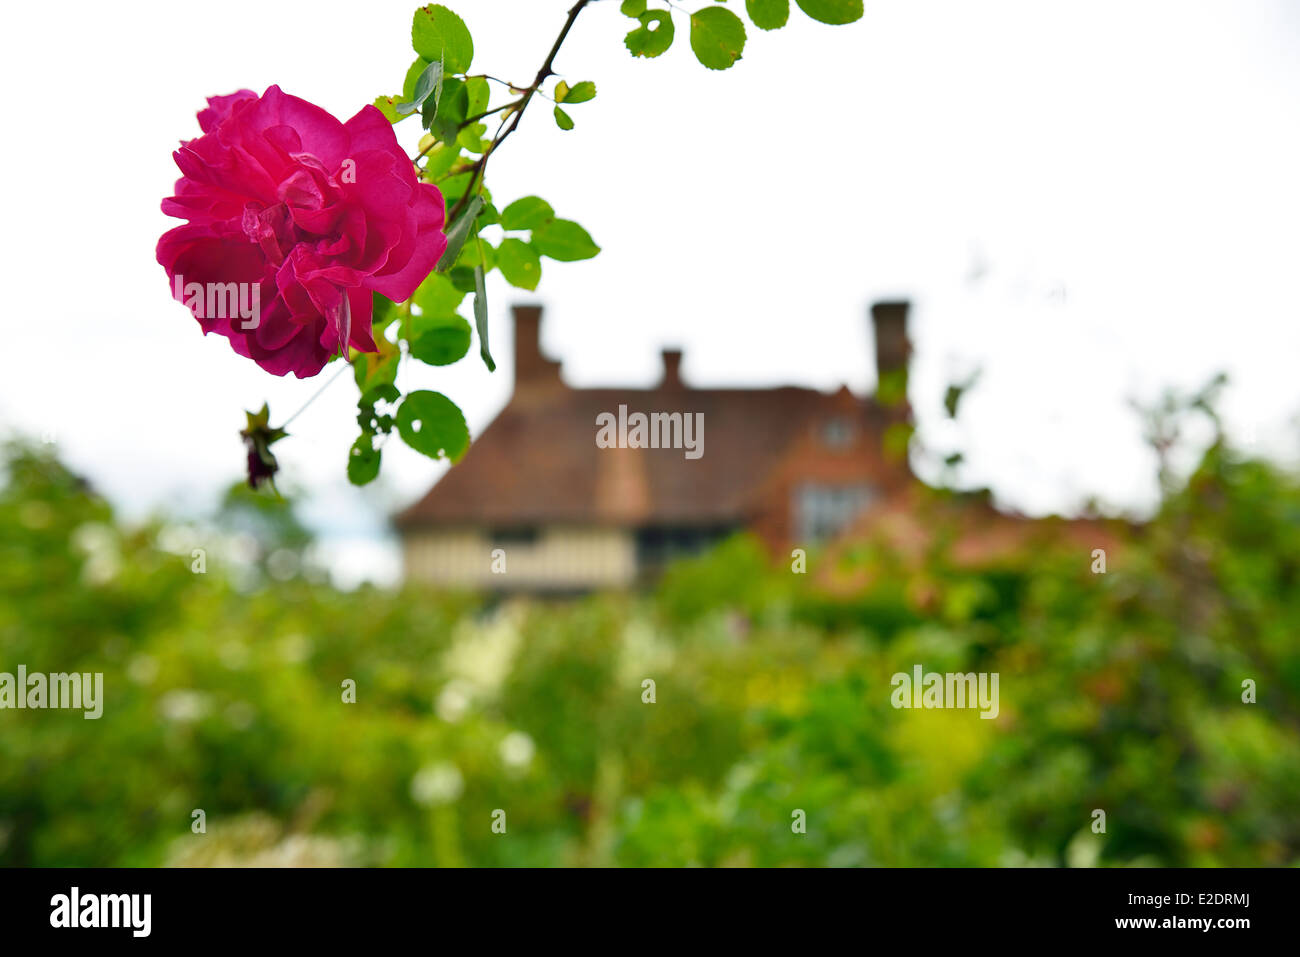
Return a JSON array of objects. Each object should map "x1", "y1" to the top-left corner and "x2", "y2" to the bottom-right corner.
[
  {"x1": 513, "y1": 304, "x2": 561, "y2": 391},
  {"x1": 660, "y1": 348, "x2": 684, "y2": 389},
  {"x1": 871, "y1": 300, "x2": 911, "y2": 408}
]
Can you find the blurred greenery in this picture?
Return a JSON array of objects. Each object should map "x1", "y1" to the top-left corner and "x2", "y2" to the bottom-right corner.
[{"x1": 0, "y1": 430, "x2": 1297, "y2": 867}]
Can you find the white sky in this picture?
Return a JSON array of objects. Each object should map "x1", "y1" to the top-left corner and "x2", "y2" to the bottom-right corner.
[{"x1": 3, "y1": 0, "x2": 1299, "y2": 585}]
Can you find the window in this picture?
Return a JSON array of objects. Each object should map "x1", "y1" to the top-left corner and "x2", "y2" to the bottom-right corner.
[
  {"x1": 794, "y1": 483, "x2": 876, "y2": 542},
  {"x1": 491, "y1": 527, "x2": 539, "y2": 547},
  {"x1": 635, "y1": 525, "x2": 733, "y2": 569}
]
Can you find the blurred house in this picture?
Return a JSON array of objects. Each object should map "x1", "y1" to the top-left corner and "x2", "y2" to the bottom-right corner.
[{"x1": 395, "y1": 301, "x2": 918, "y2": 591}]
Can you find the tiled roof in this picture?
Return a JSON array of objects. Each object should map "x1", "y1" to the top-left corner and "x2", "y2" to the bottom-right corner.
[{"x1": 395, "y1": 383, "x2": 889, "y2": 528}]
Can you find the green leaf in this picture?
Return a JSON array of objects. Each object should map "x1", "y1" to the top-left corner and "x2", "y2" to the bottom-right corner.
[
  {"x1": 352, "y1": 341, "x2": 399, "y2": 394},
  {"x1": 620, "y1": 0, "x2": 647, "y2": 16},
  {"x1": 449, "y1": 265, "x2": 477, "y2": 293},
  {"x1": 501, "y1": 196, "x2": 555, "y2": 231},
  {"x1": 361, "y1": 382, "x2": 401, "y2": 408},
  {"x1": 944, "y1": 385, "x2": 962, "y2": 419},
  {"x1": 397, "y1": 59, "x2": 443, "y2": 115},
  {"x1": 414, "y1": 272, "x2": 466, "y2": 316},
  {"x1": 476, "y1": 200, "x2": 500, "y2": 228},
  {"x1": 371, "y1": 292, "x2": 399, "y2": 333},
  {"x1": 438, "y1": 175, "x2": 489, "y2": 213},
  {"x1": 412, "y1": 4, "x2": 474, "y2": 74},
  {"x1": 496, "y1": 238, "x2": 542, "y2": 291},
  {"x1": 457, "y1": 121, "x2": 488, "y2": 153},
  {"x1": 563, "y1": 81, "x2": 597, "y2": 104},
  {"x1": 795, "y1": 0, "x2": 863, "y2": 25},
  {"x1": 403, "y1": 57, "x2": 431, "y2": 100},
  {"x1": 420, "y1": 141, "x2": 460, "y2": 179},
  {"x1": 532, "y1": 219, "x2": 601, "y2": 262},
  {"x1": 553, "y1": 105, "x2": 574, "y2": 131},
  {"x1": 373, "y1": 96, "x2": 406, "y2": 124},
  {"x1": 473, "y1": 264, "x2": 493, "y2": 373},
  {"x1": 437, "y1": 195, "x2": 485, "y2": 272},
  {"x1": 626, "y1": 11, "x2": 675, "y2": 58},
  {"x1": 456, "y1": 237, "x2": 495, "y2": 271},
  {"x1": 243, "y1": 403, "x2": 273, "y2": 434},
  {"x1": 555, "y1": 79, "x2": 571, "y2": 103},
  {"x1": 465, "y1": 76, "x2": 490, "y2": 117},
  {"x1": 409, "y1": 314, "x2": 472, "y2": 366},
  {"x1": 355, "y1": 383, "x2": 400, "y2": 439},
  {"x1": 746, "y1": 0, "x2": 789, "y2": 30},
  {"x1": 436, "y1": 169, "x2": 474, "y2": 205},
  {"x1": 426, "y1": 76, "x2": 468, "y2": 141},
  {"x1": 347, "y1": 434, "x2": 382, "y2": 485},
  {"x1": 690, "y1": 7, "x2": 747, "y2": 70},
  {"x1": 397, "y1": 390, "x2": 470, "y2": 462}
]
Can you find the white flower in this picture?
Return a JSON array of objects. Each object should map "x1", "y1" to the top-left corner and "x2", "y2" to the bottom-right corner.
[
  {"x1": 154, "y1": 523, "x2": 198, "y2": 555},
  {"x1": 436, "y1": 681, "x2": 473, "y2": 723},
  {"x1": 127, "y1": 655, "x2": 159, "y2": 685},
  {"x1": 499, "y1": 731, "x2": 536, "y2": 771},
  {"x1": 617, "y1": 618, "x2": 675, "y2": 687},
  {"x1": 71, "y1": 522, "x2": 115, "y2": 555},
  {"x1": 410, "y1": 763, "x2": 463, "y2": 807},
  {"x1": 158, "y1": 690, "x2": 210, "y2": 724},
  {"x1": 72, "y1": 522, "x2": 120, "y2": 585},
  {"x1": 442, "y1": 607, "x2": 523, "y2": 695}
]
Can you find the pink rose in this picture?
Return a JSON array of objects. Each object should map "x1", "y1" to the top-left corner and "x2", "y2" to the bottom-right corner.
[{"x1": 157, "y1": 86, "x2": 446, "y2": 377}]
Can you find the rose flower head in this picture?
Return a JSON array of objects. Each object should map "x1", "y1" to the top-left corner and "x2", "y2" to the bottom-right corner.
[{"x1": 157, "y1": 86, "x2": 446, "y2": 377}]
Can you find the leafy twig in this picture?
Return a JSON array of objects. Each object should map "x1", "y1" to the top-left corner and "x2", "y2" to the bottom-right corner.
[{"x1": 444, "y1": 0, "x2": 593, "y2": 226}]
